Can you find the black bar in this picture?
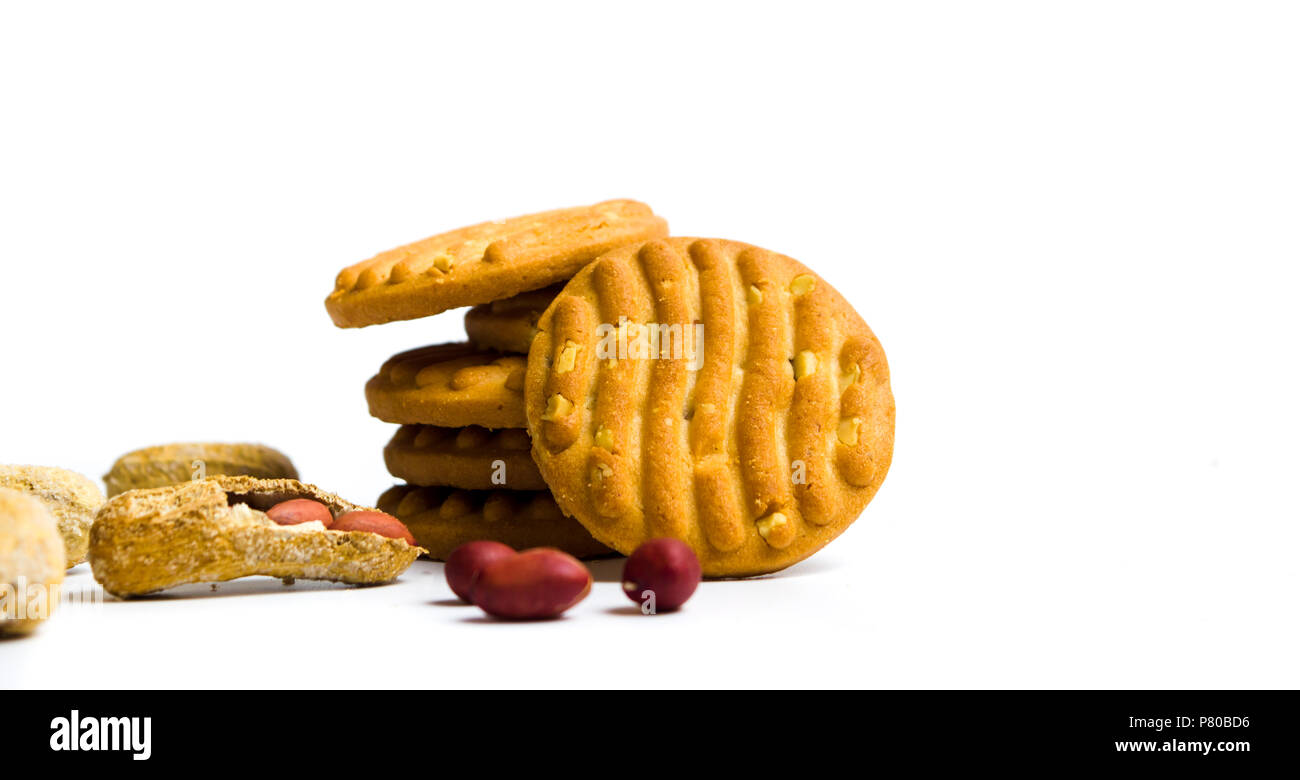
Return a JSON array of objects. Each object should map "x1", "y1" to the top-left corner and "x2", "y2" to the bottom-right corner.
[{"x1": 10, "y1": 690, "x2": 1288, "y2": 769}]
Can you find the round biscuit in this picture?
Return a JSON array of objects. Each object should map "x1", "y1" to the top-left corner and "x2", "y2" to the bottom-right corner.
[
  {"x1": 383, "y1": 425, "x2": 545, "y2": 491},
  {"x1": 326, "y1": 200, "x2": 668, "y2": 328},
  {"x1": 365, "y1": 343, "x2": 527, "y2": 429},
  {"x1": 464, "y1": 283, "x2": 564, "y2": 353},
  {"x1": 525, "y1": 238, "x2": 895, "y2": 577}
]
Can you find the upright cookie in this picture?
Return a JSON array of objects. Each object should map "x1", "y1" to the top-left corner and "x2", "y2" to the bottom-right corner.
[
  {"x1": 104, "y1": 442, "x2": 297, "y2": 497},
  {"x1": 384, "y1": 425, "x2": 545, "y2": 490},
  {"x1": 377, "y1": 485, "x2": 611, "y2": 560},
  {"x1": 464, "y1": 284, "x2": 564, "y2": 354},
  {"x1": 525, "y1": 238, "x2": 895, "y2": 577},
  {"x1": 0, "y1": 465, "x2": 104, "y2": 568},
  {"x1": 366, "y1": 343, "x2": 527, "y2": 429},
  {"x1": 326, "y1": 200, "x2": 668, "y2": 328}
]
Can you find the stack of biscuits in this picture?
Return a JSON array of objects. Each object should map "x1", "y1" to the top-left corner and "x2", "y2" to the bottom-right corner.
[
  {"x1": 326, "y1": 200, "x2": 896, "y2": 576},
  {"x1": 325, "y1": 200, "x2": 669, "y2": 560}
]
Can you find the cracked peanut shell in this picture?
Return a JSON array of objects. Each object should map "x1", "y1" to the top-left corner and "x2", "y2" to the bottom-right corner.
[
  {"x1": 89, "y1": 476, "x2": 422, "y2": 597},
  {"x1": 0, "y1": 465, "x2": 104, "y2": 568}
]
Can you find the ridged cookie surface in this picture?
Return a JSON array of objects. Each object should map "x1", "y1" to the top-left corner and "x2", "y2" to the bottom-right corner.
[
  {"x1": 0, "y1": 465, "x2": 104, "y2": 568},
  {"x1": 326, "y1": 200, "x2": 668, "y2": 328},
  {"x1": 377, "y1": 485, "x2": 611, "y2": 560},
  {"x1": 384, "y1": 425, "x2": 545, "y2": 490},
  {"x1": 464, "y1": 284, "x2": 564, "y2": 354},
  {"x1": 89, "y1": 476, "x2": 422, "y2": 596},
  {"x1": 0, "y1": 488, "x2": 66, "y2": 635},
  {"x1": 525, "y1": 238, "x2": 895, "y2": 577},
  {"x1": 366, "y1": 343, "x2": 527, "y2": 429},
  {"x1": 104, "y1": 442, "x2": 297, "y2": 498}
]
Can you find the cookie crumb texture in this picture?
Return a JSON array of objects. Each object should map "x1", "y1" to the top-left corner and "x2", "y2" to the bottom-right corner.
[
  {"x1": 0, "y1": 464, "x2": 103, "y2": 568},
  {"x1": 89, "y1": 476, "x2": 421, "y2": 597},
  {"x1": 377, "y1": 485, "x2": 611, "y2": 560},
  {"x1": 0, "y1": 488, "x2": 66, "y2": 635},
  {"x1": 366, "y1": 343, "x2": 527, "y2": 429},
  {"x1": 326, "y1": 200, "x2": 668, "y2": 328},
  {"x1": 525, "y1": 238, "x2": 895, "y2": 577}
]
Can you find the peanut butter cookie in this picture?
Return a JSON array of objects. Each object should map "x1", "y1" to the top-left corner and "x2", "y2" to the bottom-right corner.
[
  {"x1": 384, "y1": 425, "x2": 545, "y2": 490},
  {"x1": 464, "y1": 284, "x2": 564, "y2": 354},
  {"x1": 525, "y1": 238, "x2": 895, "y2": 577},
  {"x1": 326, "y1": 200, "x2": 668, "y2": 328},
  {"x1": 104, "y1": 442, "x2": 297, "y2": 498},
  {"x1": 366, "y1": 343, "x2": 527, "y2": 429},
  {"x1": 0, "y1": 465, "x2": 104, "y2": 568},
  {"x1": 377, "y1": 485, "x2": 611, "y2": 560}
]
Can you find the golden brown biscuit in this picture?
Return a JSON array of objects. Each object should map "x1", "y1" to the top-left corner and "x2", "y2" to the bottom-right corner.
[
  {"x1": 366, "y1": 343, "x2": 527, "y2": 429},
  {"x1": 89, "y1": 476, "x2": 422, "y2": 597},
  {"x1": 384, "y1": 425, "x2": 545, "y2": 490},
  {"x1": 0, "y1": 465, "x2": 104, "y2": 568},
  {"x1": 0, "y1": 488, "x2": 66, "y2": 636},
  {"x1": 104, "y1": 442, "x2": 297, "y2": 498},
  {"x1": 377, "y1": 485, "x2": 611, "y2": 560},
  {"x1": 464, "y1": 284, "x2": 564, "y2": 354},
  {"x1": 325, "y1": 200, "x2": 668, "y2": 328},
  {"x1": 525, "y1": 238, "x2": 895, "y2": 578}
]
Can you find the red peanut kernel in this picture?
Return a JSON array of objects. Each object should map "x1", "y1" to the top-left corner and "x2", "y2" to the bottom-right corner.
[
  {"x1": 332, "y1": 510, "x2": 417, "y2": 546},
  {"x1": 266, "y1": 499, "x2": 334, "y2": 528},
  {"x1": 445, "y1": 541, "x2": 516, "y2": 603},
  {"x1": 622, "y1": 538, "x2": 701, "y2": 613}
]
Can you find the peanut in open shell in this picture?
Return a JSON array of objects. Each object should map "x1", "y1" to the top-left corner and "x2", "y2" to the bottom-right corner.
[{"x1": 89, "y1": 476, "x2": 423, "y2": 597}]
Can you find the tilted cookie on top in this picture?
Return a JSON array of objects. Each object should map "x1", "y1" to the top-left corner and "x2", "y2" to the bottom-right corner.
[{"x1": 326, "y1": 200, "x2": 667, "y2": 328}]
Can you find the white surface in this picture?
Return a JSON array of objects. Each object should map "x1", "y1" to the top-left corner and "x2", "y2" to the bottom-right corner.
[{"x1": 2, "y1": 2, "x2": 1298, "y2": 689}]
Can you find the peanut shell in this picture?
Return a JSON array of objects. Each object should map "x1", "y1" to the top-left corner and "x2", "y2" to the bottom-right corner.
[
  {"x1": 0, "y1": 465, "x2": 104, "y2": 568},
  {"x1": 103, "y1": 442, "x2": 298, "y2": 498},
  {"x1": 0, "y1": 488, "x2": 66, "y2": 635},
  {"x1": 89, "y1": 476, "x2": 422, "y2": 597}
]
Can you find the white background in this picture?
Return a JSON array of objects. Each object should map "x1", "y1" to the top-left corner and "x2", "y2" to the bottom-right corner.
[{"x1": 2, "y1": 2, "x2": 1297, "y2": 689}]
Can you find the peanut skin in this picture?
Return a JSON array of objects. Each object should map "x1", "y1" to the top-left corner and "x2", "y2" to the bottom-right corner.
[
  {"x1": 622, "y1": 538, "x2": 700, "y2": 612},
  {"x1": 471, "y1": 548, "x2": 591, "y2": 620},
  {"x1": 332, "y1": 510, "x2": 416, "y2": 546},
  {"x1": 267, "y1": 499, "x2": 334, "y2": 528},
  {"x1": 445, "y1": 541, "x2": 516, "y2": 602}
]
